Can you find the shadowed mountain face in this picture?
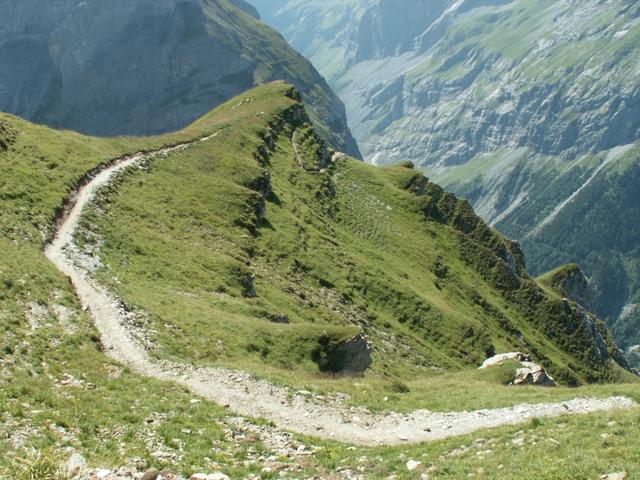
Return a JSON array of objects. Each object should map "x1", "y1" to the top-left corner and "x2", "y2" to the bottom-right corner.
[
  {"x1": 0, "y1": 0, "x2": 360, "y2": 157},
  {"x1": 252, "y1": 0, "x2": 640, "y2": 352}
]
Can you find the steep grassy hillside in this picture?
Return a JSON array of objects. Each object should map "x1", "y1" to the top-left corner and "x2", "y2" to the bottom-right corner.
[
  {"x1": 72, "y1": 83, "x2": 632, "y2": 393},
  {"x1": 253, "y1": 0, "x2": 640, "y2": 356},
  {"x1": 1, "y1": 82, "x2": 639, "y2": 479},
  {"x1": 0, "y1": 0, "x2": 360, "y2": 157},
  {"x1": 0, "y1": 84, "x2": 377, "y2": 478},
  {"x1": 0, "y1": 93, "x2": 304, "y2": 478}
]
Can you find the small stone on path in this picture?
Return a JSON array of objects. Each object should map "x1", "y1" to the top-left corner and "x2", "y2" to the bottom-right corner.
[
  {"x1": 141, "y1": 469, "x2": 161, "y2": 480},
  {"x1": 512, "y1": 437, "x2": 525, "y2": 447},
  {"x1": 190, "y1": 474, "x2": 230, "y2": 480},
  {"x1": 67, "y1": 453, "x2": 87, "y2": 476}
]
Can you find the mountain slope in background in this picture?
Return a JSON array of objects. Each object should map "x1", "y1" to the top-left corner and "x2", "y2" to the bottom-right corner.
[
  {"x1": 252, "y1": 0, "x2": 640, "y2": 354},
  {"x1": 0, "y1": 0, "x2": 360, "y2": 157}
]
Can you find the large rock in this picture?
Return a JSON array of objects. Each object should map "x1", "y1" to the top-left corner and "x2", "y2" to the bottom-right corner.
[
  {"x1": 316, "y1": 334, "x2": 373, "y2": 375},
  {"x1": 513, "y1": 365, "x2": 557, "y2": 387},
  {"x1": 480, "y1": 352, "x2": 557, "y2": 387},
  {"x1": 479, "y1": 352, "x2": 532, "y2": 369},
  {"x1": 600, "y1": 473, "x2": 627, "y2": 480},
  {"x1": 66, "y1": 453, "x2": 87, "y2": 477}
]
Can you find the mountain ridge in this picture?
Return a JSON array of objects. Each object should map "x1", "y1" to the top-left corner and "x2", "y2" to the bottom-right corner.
[
  {"x1": 1, "y1": 81, "x2": 639, "y2": 479},
  {"x1": 44, "y1": 132, "x2": 636, "y2": 445},
  {"x1": 56, "y1": 82, "x2": 631, "y2": 389}
]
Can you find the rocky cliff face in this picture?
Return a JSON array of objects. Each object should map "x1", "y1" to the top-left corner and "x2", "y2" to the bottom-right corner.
[
  {"x1": 540, "y1": 264, "x2": 596, "y2": 313},
  {"x1": 253, "y1": 0, "x2": 640, "y2": 353},
  {"x1": 0, "y1": 0, "x2": 360, "y2": 157}
]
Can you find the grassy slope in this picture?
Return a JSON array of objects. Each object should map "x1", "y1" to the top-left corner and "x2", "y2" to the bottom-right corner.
[
  {"x1": 1, "y1": 83, "x2": 639, "y2": 479},
  {"x1": 259, "y1": 1, "x2": 640, "y2": 343},
  {"x1": 83, "y1": 83, "x2": 635, "y2": 402},
  {"x1": 440, "y1": 142, "x2": 640, "y2": 360},
  {"x1": 0, "y1": 84, "x2": 346, "y2": 478},
  {"x1": 368, "y1": 0, "x2": 640, "y2": 355}
]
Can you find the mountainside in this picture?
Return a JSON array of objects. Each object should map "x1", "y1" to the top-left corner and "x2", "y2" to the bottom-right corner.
[
  {"x1": 252, "y1": 0, "x2": 640, "y2": 353},
  {"x1": 1, "y1": 82, "x2": 639, "y2": 479},
  {"x1": 46, "y1": 82, "x2": 632, "y2": 388},
  {"x1": 0, "y1": 0, "x2": 360, "y2": 157}
]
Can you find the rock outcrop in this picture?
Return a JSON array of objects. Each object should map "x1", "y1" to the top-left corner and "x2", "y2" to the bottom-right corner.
[
  {"x1": 315, "y1": 334, "x2": 373, "y2": 375},
  {"x1": 480, "y1": 352, "x2": 557, "y2": 387},
  {"x1": 538, "y1": 264, "x2": 624, "y2": 367},
  {"x1": 479, "y1": 352, "x2": 531, "y2": 370},
  {"x1": 512, "y1": 365, "x2": 557, "y2": 387},
  {"x1": 0, "y1": 119, "x2": 16, "y2": 152},
  {"x1": 541, "y1": 264, "x2": 596, "y2": 313}
]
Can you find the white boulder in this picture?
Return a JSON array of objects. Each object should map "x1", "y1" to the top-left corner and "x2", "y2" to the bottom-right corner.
[
  {"x1": 479, "y1": 352, "x2": 557, "y2": 387},
  {"x1": 189, "y1": 474, "x2": 230, "y2": 480},
  {"x1": 66, "y1": 453, "x2": 87, "y2": 476}
]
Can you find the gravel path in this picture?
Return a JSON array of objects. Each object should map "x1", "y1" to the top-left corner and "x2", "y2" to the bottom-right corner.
[{"x1": 44, "y1": 136, "x2": 637, "y2": 447}]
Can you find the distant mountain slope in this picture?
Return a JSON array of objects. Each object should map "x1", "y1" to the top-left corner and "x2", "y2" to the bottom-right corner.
[
  {"x1": 252, "y1": 0, "x2": 640, "y2": 352},
  {"x1": 0, "y1": 0, "x2": 360, "y2": 157}
]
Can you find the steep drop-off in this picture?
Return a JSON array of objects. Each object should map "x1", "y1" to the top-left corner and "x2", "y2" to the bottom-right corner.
[{"x1": 253, "y1": 0, "x2": 640, "y2": 352}]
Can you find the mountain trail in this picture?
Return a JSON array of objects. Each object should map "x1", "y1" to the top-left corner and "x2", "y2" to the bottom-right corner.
[{"x1": 45, "y1": 136, "x2": 637, "y2": 447}]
